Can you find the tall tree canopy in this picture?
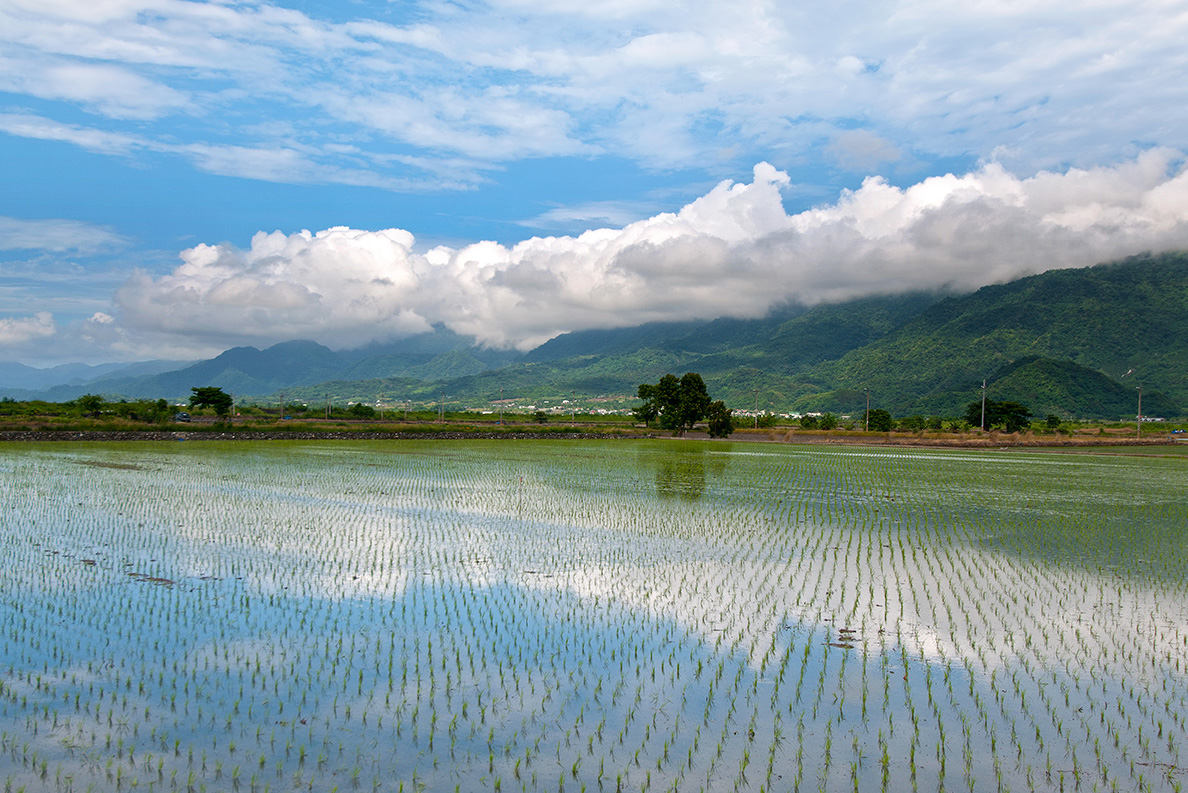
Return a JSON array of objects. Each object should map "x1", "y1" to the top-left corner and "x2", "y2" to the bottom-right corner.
[
  {"x1": 636, "y1": 372, "x2": 715, "y2": 434},
  {"x1": 863, "y1": 408, "x2": 893, "y2": 432},
  {"x1": 632, "y1": 383, "x2": 660, "y2": 426},
  {"x1": 706, "y1": 400, "x2": 734, "y2": 438},
  {"x1": 190, "y1": 386, "x2": 233, "y2": 418},
  {"x1": 965, "y1": 399, "x2": 1033, "y2": 433}
]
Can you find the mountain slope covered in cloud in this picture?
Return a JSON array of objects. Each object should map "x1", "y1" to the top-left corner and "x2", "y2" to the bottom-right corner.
[
  {"x1": 7, "y1": 154, "x2": 1188, "y2": 367},
  {"x1": 76, "y1": 154, "x2": 1188, "y2": 362},
  {"x1": 276, "y1": 252, "x2": 1188, "y2": 418},
  {"x1": 6, "y1": 252, "x2": 1185, "y2": 419},
  {"x1": 798, "y1": 252, "x2": 1188, "y2": 415}
]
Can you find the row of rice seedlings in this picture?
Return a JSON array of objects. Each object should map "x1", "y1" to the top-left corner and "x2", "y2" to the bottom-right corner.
[{"x1": 0, "y1": 440, "x2": 1184, "y2": 792}]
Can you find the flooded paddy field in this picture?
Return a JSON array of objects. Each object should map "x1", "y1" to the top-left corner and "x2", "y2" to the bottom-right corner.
[{"x1": 1, "y1": 439, "x2": 1185, "y2": 793}]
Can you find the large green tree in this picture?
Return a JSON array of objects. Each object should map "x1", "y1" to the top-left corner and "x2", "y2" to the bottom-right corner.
[
  {"x1": 190, "y1": 386, "x2": 233, "y2": 419},
  {"x1": 632, "y1": 383, "x2": 660, "y2": 426},
  {"x1": 965, "y1": 399, "x2": 1033, "y2": 433},
  {"x1": 637, "y1": 372, "x2": 714, "y2": 434},
  {"x1": 75, "y1": 393, "x2": 105, "y2": 418},
  {"x1": 706, "y1": 400, "x2": 734, "y2": 438},
  {"x1": 863, "y1": 408, "x2": 893, "y2": 432}
]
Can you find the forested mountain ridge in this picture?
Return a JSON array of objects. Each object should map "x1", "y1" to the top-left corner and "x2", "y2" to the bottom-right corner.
[
  {"x1": 797, "y1": 252, "x2": 1187, "y2": 415},
  {"x1": 4, "y1": 253, "x2": 1185, "y2": 419}
]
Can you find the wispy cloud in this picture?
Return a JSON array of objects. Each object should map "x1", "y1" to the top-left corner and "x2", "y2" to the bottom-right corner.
[
  {"x1": 826, "y1": 130, "x2": 902, "y2": 173},
  {"x1": 3, "y1": 1, "x2": 1187, "y2": 365},
  {"x1": 2, "y1": 0, "x2": 1186, "y2": 185},
  {"x1": 520, "y1": 200, "x2": 662, "y2": 232},
  {"x1": 0, "y1": 112, "x2": 481, "y2": 190},
  {"x1": 0, "y1": 57, "x2": 190, "y2": 119},
  {"x1": 0, "y1": 216, "x2": 128, "y2": 253},
  {"x1": 0, "y1": 112, "x2": 143, "y2": 156}
]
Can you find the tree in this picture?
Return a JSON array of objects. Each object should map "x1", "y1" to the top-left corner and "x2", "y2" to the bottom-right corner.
[
  {"x1": 347, "y1": 402, "x2": 376, "y2": 419},
  {"x1": 1046, "y1": 413, "x2": 1061, "y2": 429},
  {"x1": 799, "y1": 415, "x2": 819, "y2": 429},
  {"x1": 964, "y1": 399, "x2": 1033, "y2": 433},
  {"x1": 819, "y1": 413, "x2": 838, "y2": 430},
  {"x1": 632, "y1": 383, "x2": 659, "y2": 426},
  {"x1": 997, "y1": 402, "x2": 1034, "y2": 433},
  {"x1": 111, "y1": 398, "x2": 172, "y2": 423},
  {"x1": 190, "y1": 386, "x2": 233, "y2": 419},
  {"x1": 75, "y1": 393, "x2": 105, "y2": 418},
  {"x1": 706, "y1": 401, "x2": 734, "y2": 438},
  {"x1": 670, "y1": 372, "x2": 712, "y2": 432},
  {"x1": 638, "y1": 372, "x2": 712, "y2": 434},
  {"x1": 898, "y1": 414, "x2": 926, "y2": 432},
  {"x1": 654, "y1": 374, "x2": 681, "y2": 429},
  {"x1": 863, "y1": 408, "x2": 893, "y2": 432}
]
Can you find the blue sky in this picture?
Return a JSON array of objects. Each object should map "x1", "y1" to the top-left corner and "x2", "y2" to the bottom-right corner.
[{"x1": 2, "y1": 0, "x2": 1188, "y2": 366}]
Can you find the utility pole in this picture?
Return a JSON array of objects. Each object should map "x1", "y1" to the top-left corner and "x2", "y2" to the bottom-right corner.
[
  {"x1": 1122, "y1": 369, "x2": 1140, "y2": 438},
  {"x1": 1137, "y1": 385, "x2": 1142, "y2": 438},
  {"x1": 753, "y1": 388, "x2": 759, "y2": 428},
  {"x1": 865, "y1": 387, "x2": 870, "y2": 432},
  {"x1": 279, "y1": 391, "x2": 285, "y2": 420},
  {"x1": 980, "y1": 380, "x2": 987, "y2": 431}
]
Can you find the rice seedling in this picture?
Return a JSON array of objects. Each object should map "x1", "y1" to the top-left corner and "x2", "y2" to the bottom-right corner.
[{"x1": 0, "y1": 439, "x2": 1184, "y2": 791}]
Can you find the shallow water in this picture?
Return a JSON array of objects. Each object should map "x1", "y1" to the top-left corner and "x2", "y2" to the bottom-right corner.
[{"x1": 1, "y1": 439, "x2": 1185, "y2": 792}]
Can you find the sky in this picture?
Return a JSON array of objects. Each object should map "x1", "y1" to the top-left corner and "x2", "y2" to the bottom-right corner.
[{"x1": 3, "y1": 0, "x2": 1188, "y2": 366}]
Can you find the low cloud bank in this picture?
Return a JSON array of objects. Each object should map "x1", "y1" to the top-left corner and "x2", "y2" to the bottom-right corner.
[
  {"x1": 0, "y1": 311, "x2": 55, "y2": 346},
  {"x1": 116, "y1": 152, "x2": 1188, "y2": 353}
]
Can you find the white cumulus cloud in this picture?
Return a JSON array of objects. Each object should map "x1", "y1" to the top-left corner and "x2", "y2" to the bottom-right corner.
[
  {"x1": 113, "y1": 153, "x2": 1188, "y2": 354},
  {"x1": 0, "y1": 311, "x2": 56, "y2": 346}
]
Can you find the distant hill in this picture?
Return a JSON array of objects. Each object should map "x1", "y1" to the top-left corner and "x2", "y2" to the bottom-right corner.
[
  {"x1": 8, "y1": 326, "x2": 519, "y2": 403},
  {"x1": 0, "y1": 359, "x2": 191, "y2": 399},
  {"x1": 7, "y1": 252, "x2": 1186, "y2": 419},
  {"x1": 909, "y1": 356, "x2": 1178, "y2": 420},
  {"x1": 525, "y1": 293, "x2": 938, "y2": 374},
  {"x1": 798, "y1": 252, "x2": 1188, "y2": 416},
  {"x1": 0, "y1": 361, "x2": 127, "y2": 391}
]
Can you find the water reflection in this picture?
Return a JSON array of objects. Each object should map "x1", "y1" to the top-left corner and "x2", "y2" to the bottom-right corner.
[
  {"x1": 644, "y1": 443, "x2": 730, "y2": 500},
  {"x1": 4, "y1": 440, "x2": 1184, "y2": 793}
]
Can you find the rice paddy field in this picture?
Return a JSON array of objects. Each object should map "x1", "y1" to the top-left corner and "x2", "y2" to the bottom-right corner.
[{"x1": 1, "y1": 439, "x2": 1185, "y2": 793}]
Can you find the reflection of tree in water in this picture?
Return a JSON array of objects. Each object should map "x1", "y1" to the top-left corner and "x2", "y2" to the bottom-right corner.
[{"x1": 649, "y1": 445, "x2": 730, "y2": 501}]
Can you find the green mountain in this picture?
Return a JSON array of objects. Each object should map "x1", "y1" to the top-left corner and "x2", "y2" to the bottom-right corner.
[
  {"x1": 17, "y1": 328, "x2": 520, "y2": 403},
  {"x1": 975, "y1": 357, "x2": 1178, "y2": 419},
  {"x1": 12, "y1": 252, "x2": 1186, "y2": 420},
  {"x1": 480, "y1": 252, "x2": 1186, "y2": 418},
  {"x1": 526, "y1": 293, "x2": 938, "y2": 374},
  {"x1": 799, "y1": 252, "x2": 1188, "y2": 416}
]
